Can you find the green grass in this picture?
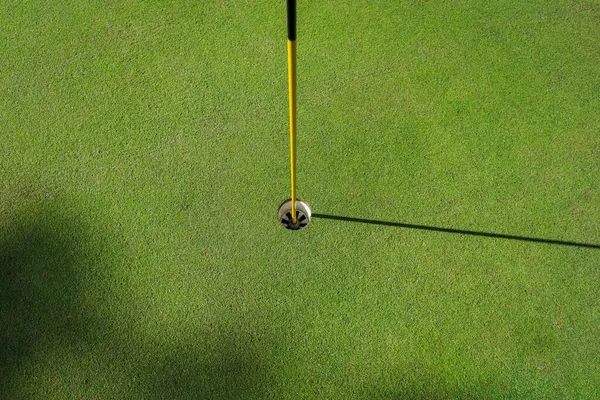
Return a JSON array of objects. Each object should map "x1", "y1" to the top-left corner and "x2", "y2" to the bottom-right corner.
[{"x1": 1, "y1": 0, "x2": 599, "y2": 398}]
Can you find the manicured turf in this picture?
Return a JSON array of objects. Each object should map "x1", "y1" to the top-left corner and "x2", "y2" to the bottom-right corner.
[{"x1": 1, "y1": 0, "x2": 599, "y2": 398}]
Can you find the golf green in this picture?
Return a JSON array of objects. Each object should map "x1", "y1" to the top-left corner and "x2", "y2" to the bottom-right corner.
[{"x1": 1, "y1": 0, "x2": 599, "y2": 398}]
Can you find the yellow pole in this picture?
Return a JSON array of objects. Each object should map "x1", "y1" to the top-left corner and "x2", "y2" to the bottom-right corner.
[{"x1": 287, "y1": 39, "x2": 297, "y2": 224}]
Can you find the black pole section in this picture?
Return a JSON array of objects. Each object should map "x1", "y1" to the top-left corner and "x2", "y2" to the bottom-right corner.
[{"x1": 287, "y1": 0, "x2": 297, "y2": 40}]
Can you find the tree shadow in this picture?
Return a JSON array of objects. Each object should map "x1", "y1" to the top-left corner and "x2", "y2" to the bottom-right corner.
[
  {"x1": 144, "y1": 331, "x2": 276, "y2": 400},
  {"x1": 0, "y1": 189, "x2": 277, "y2": 398},
  {"x1": 362, "y1": 367, "x2": 509, "y2": 400},
  {"x1": 0, "y1": 199, "x2": 95, "y2": 396},
  {"x1": 365, "y1": 386, "x2": 485, "y2": 400}
]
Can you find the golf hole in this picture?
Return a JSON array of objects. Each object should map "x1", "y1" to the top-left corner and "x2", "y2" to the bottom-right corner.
[{"x1": 278, "y1": 198, "x2": 311, "y2": 230}]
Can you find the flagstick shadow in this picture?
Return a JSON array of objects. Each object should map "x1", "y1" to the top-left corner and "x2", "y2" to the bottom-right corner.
[{"x1": 311, "y1": 213, "x2": 600, "y2": 250}]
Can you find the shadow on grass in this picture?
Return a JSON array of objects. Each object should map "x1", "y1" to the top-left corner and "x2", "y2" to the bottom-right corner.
[
  {"x1": 312, "y1": 213, "x2": 600, "y2": 250},
  {"x1": 362, "y1": 365, "x2": 511, "y2": 400},
  {"x1": 0, "y1": 199, "x2": 94, "y2": 396},
  {"x1": 364, "y1": 384, "x2": 493, "y2": 400},
  {"x1": 145, "y1": 333, "x2": 275, "y2": 400},
  {"x1": 0, "y1": 189, "x2": 276, "y2": 398}
]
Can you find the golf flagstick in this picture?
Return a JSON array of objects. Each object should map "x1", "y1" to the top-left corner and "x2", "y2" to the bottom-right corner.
[
  {"x1": 287, "y1": 0, "x2": 297, "y2": 224},
  {"x1": 277, "y1": 0, "x2": 312, "y2": 230}
]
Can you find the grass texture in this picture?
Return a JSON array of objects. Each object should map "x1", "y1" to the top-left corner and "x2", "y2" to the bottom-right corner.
[{"x1": 1, "y1": 0, "x2": 600, "y2": 398}]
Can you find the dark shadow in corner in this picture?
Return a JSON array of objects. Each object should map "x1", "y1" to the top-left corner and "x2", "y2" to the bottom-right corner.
[
  {"x1": 144, "y1": 331, "x2": 277, "y2": 400},
  {"x1": 312, "y1": 213, "x2": 600, "y2": 250},
  {"x1": 363, "y1": 379, "x2": 502, "y2": 400},
  {"x1": 362, "y1": 364, "x2": 515, "y2": 399},
  {"x1": 0, "y1": 189, "x2": 278, "y2": 398},
  {"x1": 0, "y1": 203, "x2": 95, "y2": 396}
]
